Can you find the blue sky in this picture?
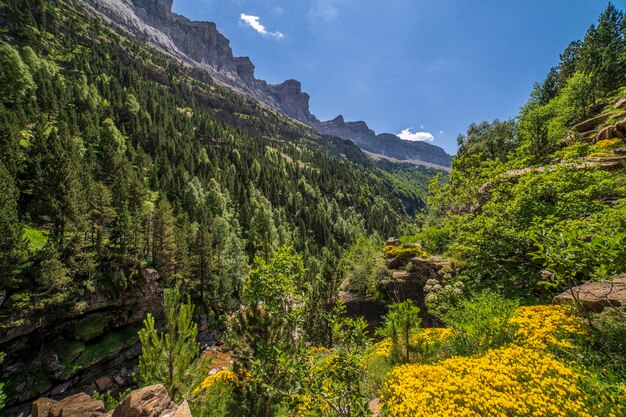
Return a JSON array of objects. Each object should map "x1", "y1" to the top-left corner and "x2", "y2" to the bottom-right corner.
[{"x1": 172, "y1": 0, "x2": 622, "y2": 154}]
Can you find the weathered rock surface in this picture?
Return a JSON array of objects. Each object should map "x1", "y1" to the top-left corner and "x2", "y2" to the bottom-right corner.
[
  {"x1": 553, "y1": 276, "x2": 626, "y2": 311},
  {"x1": 31, "y1": 385, "x2": 190, "y2": 417},
  {"x1": 112, "y1": 385, "x2": 177, "y2": 417},
  {"x1": 32, "y1": 394, "x2": 105, "y2": 417}
]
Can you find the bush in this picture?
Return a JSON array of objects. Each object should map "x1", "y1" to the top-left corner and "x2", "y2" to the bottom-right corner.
[
  {"x1": 441, "y1": 291, "x2": 518, "y2": 356},
  {"x1": 414, "y1": 225, "x2": 451, "y2": 255}
]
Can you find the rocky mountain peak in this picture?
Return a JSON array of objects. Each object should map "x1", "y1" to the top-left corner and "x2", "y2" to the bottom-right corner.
[{"x1": 83, "y1": 0, "x2": 451, "y2": 167}]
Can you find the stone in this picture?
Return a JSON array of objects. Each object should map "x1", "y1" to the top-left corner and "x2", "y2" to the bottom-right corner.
[
  {"x1": 47, "y1": 393, "x2": 105, "y2": 417},
  {"x1": 95, "y1": 375, "x2": 113, "y2": 391},
  {"x1": 386, "y1": 257, "x2": 405, "y2": 269},
  {"x1": 385, "y1": 237, "x2": 400, "y2": 246},
  {"x1": 112, "y1": 384, "x2": 176, "y2": 417},
  {"x1": 113, "y1": 374, "x2": 126, "y2": 385},
  {"x1": 32, "y1": 398, "x2": 56, "y2": 417},
  {"x1": 41, "y1": 351, "x2": 62, "y2": 373},
  {"x1": 554, "y1": 276, "x2": 626, "y2": 312},
  {"x1": 368, "y1": 398, "x2": 382, "y2": 416},
  {"x1": 572, "y1": 113, "x2": 609, "y2": 133},
  {"x1": 49, "y1": 381, "x2": 72, "y2": 396},
  {"x1": 172, "y1": 400, "x2": 191, "y2": 417}
]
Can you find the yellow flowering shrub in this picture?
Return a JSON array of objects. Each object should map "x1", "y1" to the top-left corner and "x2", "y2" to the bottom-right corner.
[
  {"x1": 511, "y1": 305, "x2": 585, "y2": 350},
  {"x1": 383, "y1": 344, "x2": 591, "y2": 417},
  {"x1": 193, "y1": 369, "x2": 237, "y2": 395},
  {"x1": 594, "y1": 138, "x2": 624, "y2": 149},
  {"x1": 374, "y1": 328, "x2": 452, "y2": 358}
]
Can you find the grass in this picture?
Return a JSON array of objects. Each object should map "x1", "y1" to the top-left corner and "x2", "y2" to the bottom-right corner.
[{"x1": 23, "y1": 226, "x2": 48, "y2": 251}]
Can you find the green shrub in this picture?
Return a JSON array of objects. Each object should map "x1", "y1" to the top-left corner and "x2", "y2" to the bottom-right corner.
[
  {"x1": 441, "y1": 291, "x2": 518, "y2": 356},
  {"x1": 414, "y1": 225, "x2": 452, "y2": 255}
]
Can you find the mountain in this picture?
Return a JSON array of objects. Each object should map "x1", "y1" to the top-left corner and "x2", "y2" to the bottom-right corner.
[
  {"x1": 318, "y1": 116, "x2": 452, "y2": 169},
  {"x1": 83, "y1": 0, "x2": 451, "y2": 167}
]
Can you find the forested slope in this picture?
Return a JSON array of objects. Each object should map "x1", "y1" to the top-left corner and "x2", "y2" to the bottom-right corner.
[{"x1": 0, "y1": 0, "x2": 438, "y2": 408}]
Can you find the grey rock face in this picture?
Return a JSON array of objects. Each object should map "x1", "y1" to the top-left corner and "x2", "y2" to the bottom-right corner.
[
  {"x1": 318, "y1": 116, "x2": 452, "y2": 168},
  {"x1": 84, "y1": 0, "x2": 318, "y2": 124}
]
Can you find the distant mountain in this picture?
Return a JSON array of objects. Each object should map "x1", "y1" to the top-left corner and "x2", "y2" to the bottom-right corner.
[
  {"x1": 84, "y1": 0, "x2": 451, "y2": 167},
  {"x1": 318, "y1": 116, "x2": 452, "y2": 169}
]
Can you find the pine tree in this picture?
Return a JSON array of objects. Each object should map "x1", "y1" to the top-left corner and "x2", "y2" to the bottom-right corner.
[
  {"x1": 153, "y1": 197, "x2": 177, "y2": 281},
  {"x1": 0, "y1": 44, "x2": 34, "y2": 104},
  {"x1": 137, "y1": 287, "x2": 205, "y2": 401},
  {"x1": 0, "y1": 163, "x2": 28, "y2": 289}
]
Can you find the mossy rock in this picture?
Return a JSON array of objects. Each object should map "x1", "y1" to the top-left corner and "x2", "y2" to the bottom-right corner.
[
  {"x1": 73, "y1": 314, "x2": 108, "y2": 341},
  {"x1": 56, "y1": 339, "x2": 86, "y2": 367},
  {"x1": 60, "y1": 324, "x2": 141, "y2": 380}
]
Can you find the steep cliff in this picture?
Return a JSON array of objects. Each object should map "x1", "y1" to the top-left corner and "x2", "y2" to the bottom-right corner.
[
  {"x1": 85, "y1": 0, "x2": 319, "y2": 125},
  {"x1": 82, "y1": 0, "x2": 451, "y2": 167}
]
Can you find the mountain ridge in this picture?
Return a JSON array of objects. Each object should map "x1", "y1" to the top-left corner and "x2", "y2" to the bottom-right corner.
[{"x1": 83, "y1": 0, "x2": 452, "y2": 167}]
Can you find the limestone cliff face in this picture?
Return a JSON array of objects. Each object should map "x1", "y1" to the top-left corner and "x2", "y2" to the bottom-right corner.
[
  {"x1": 84, "y1": 0, "x2": 451, "y2": 167},
  {"x1": 85, "y1": 0, "x2": 318, "y2": 124},
  {"x1": 318, "y1": 116, "x2": 452, "y2": 168}
]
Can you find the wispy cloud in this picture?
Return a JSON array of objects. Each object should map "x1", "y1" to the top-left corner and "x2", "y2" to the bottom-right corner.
[
  {"x1": 396, "y1": 128, "x2": 434, "y2": 142},
  {"x1": 309, "y1": 0, "x2": 342, "y2": 22},
  {"x1": 240, "y1": 13, "x2": 284, "y2": 39}
]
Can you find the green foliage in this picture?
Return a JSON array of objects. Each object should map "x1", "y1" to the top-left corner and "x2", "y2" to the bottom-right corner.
[
  {"x1": 376, "y1": 300, "x2": 421, "y2": 363},
  {"x1": 587, "y1": 308, "x2": 626, "y2": 375},
  {"x1": 60, "y1": 326, "x2": 139, "y2": 380},
  {"x1": 242, "y1": 246, "x2": 305, "y2": 325},
  {"x1": 73, "y1": 314, "x2": 107, "y2": 341},
  {"x1": 413, "y1": 225, "x2": 451, "y2": 255},
  {"x1": 92, "y1": 388, "x2": 132, "y2": 411},
  {"x1": 441, "y1": 291, "x2": 518, "y2": 356},
  {"x1": 339, "y1": 236, "x2": 387, "y2": 300},
  {"x1": 382, "y1": 245, "x2": 424, "y2": 260},
  {"x1": 138, "y1": 288, "x2": 205, "y2": 401},
  {"x1": 327, "y1": 301, "x2": 370, "y2": 354},
  {"x1": 0, "y1": 162, "x2": 28, "y2": 288},
  {"x1": 0, "y1": 43, "x2": 34, "y2": 104},
  {"x1": 531, "y1": 225, "x2": 626, "y2": 292}
]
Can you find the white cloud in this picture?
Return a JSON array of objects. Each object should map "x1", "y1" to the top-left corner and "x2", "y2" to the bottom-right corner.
[
  {"x1": 396, "y1": 128, "x2": 434, "y2": 142},
  {"x1": 273, "y1": 6, "x2": 284, "y2": 15},
  {"x1": 240, "y1": 13, "x2": 284, "y2": 39},
  {"x1": 439, "y1": 130, "x2": 444, "y2": 134}
]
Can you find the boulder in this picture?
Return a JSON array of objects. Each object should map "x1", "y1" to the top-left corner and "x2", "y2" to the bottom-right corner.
[
  {"x1": 553, "y1": 276, "x2": 626, "y2": 312},
  {"x1": 385, "y1": 237, "x2": 399, "y2": 247},
  {"x1": 47, "y1": 393, "x2": 105, "y2": 417},
  {"x1": 112, "y1": 384, "x2": 176, "y2": 417},
  {"x1": 32, "y1": 398, "x2": 56, "y2": 417}
]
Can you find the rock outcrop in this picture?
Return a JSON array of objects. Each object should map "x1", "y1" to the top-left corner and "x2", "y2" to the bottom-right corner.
[
  {"x1": 553, "y1": 276, "x2": 626, "y2": 311},
  {"x1": 31, "y1": 385, "x2": 191, "y2": 417},
  {"x1": 81, "y1": 0, "x2": 452, "y2": 168},
  {"x1": 0, "y1": 268, "x2": 164, "y2": 413}
]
